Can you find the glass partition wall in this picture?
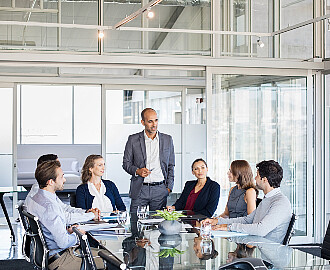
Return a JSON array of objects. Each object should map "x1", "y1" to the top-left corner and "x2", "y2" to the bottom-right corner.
[
  {"x1": 0, "y1": 0, "x2": 321, "y2": 59},
  {"x1": 105, "y1": 86, "x2": 208, "y2": 194},
  {"x1": 0, "y1": 85, "x2": 15, "y2": 220},
  {"x1": 207, "y1": 70, "x2": 312, "y2": 242}
]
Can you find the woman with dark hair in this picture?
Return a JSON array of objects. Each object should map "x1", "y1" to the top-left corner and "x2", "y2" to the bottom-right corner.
[
  {"x1": 219, "y1": 160, "x2": 257, "y2": 218},
  {"x1": 76, "y1": 154, "x2": 126, "y2": 212},
  {"x1": 167, "y1": 158, "x2": 220, "y2": 217}
]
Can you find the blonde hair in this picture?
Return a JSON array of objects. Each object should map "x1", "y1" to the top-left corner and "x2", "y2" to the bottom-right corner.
[
  {"x1": 81, "y1": 154, "x2": 103, "y2": 184},
  {"x1": 230, "y1": 160, "x2": 256, "y2": 191}
]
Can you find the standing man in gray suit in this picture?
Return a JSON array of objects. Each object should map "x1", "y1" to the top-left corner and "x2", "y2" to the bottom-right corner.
[{"x1": 123, "y1": 108, "x2": 175, "y2": 212}]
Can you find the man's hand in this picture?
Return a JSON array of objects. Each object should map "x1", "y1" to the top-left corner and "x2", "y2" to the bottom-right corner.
[
  {"x1": 201, "y1": 217, "x2": 218, "y2": 226},
  {"x1": 136, "y1": 238, "x2": 151, "y2": 248},
  {"x1": 166, "y1": 205, "x2": 175, "y2": 211},
  {"x1": 87, "y1": 208, "x2": 101, "y2": 220},
  {"x1": 136, "y1": 168, "x2": 151, "y2": 178},
  {"x1": 67, "y1": 225, "x2": 86, "y2": 235},
  {"x1": 167, "y1": 188, "x2": 171, "y2": 194},
  {"x1": 212, "y1": 224, "x2": 228, "y2": 231}
]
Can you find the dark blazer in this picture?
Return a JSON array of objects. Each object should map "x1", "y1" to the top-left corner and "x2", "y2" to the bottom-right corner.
[
  {"x1": 122, "y1": 131, "x2": 175, "y2": 199},
  {"x1": 76, "y1": 179, "x2": 126, "y2": 211},
  {"x1": 173, "y1": 177, "x2": 220, "y2": 217}
]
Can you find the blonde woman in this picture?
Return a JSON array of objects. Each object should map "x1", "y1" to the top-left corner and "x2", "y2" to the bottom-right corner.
[
  {"x1": 76, "y1": 154, "x2": 126, "y2": 212},
  {"x1": 220, "y1": 160, "x2": 257, "y2": 218}
]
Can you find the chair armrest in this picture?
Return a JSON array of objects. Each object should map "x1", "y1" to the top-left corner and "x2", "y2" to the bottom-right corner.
[{"x1": 98, "y1": 250, "x2": 127, "y2": 270}]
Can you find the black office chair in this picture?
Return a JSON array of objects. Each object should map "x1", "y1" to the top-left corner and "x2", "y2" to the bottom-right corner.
[
  {"x1": 70, "y1": 192, "x2": 77, "y2": 207},
  {"x1": 17, "y1": 202, "x2": 32, "y2": 262},
  {"x1": 22, "y1": 210, "x2": 49, "y2": 270},
  {"x1": 98, "y1": 249, "x2": 128, "y2": 270},
  {"x1": 256, "y1": 198, "x2": 262, "y2": 207},
  {"x1": 282, "y1": 213, "x2": 297, "y2": 245},
  {"x1": 218, "y1": 257, "x2": 268, "y2": 270},
  {"x1": 72, "y1": 227, "x2": 98, "y2": 270},
  {"x1": 321, "y1": 220, "x2": 330, "y2": 260}
]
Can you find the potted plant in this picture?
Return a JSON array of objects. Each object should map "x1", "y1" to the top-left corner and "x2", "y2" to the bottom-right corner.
[{"x1": 153, "y1": 210, "x2": 186, "y2": 235}]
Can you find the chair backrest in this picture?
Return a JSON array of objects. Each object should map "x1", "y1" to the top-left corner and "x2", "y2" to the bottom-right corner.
[
  {"x1": 98, "y1": 249, "x2": 127, "y2": 270},
  {"x1": 70, "y1": 193, "x2": 77, "y2": 207},
  {"x1": 16, "y1": 202, "x2": 32, "y2": 262},
  {"x1": 72, "y1": 227, "x2": 97, "y2": 270},
  {"x1": 17, "y1": 202, "x2": 29, "y2": 231},
  {"x1": 22, "y1": 210, "x2": 49, "y2": 270},
  {"x1": 218, "y1": 257, "x2": 268, "y2": 270},
  {"x1": 256, "y1": 198, "x2": 262, "y2": 207},
  {"x1": 282, "y1": 213, "x2": 296, "y2": 245},
  {"x1": 321, "y1": 221, "x2": 330, "y2": 260}
]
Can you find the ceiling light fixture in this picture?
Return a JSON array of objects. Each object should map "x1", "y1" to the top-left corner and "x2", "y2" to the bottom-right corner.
[
  {"x1": 147, "y1": 9, "x2": 155, "y2": 19},
  {"x1": 257, "y1": 37, "x2": 264, "y2": 48},
  {"x1": 114, "y1": 0, "x2": 162, "y2": 29},
  {"x1": 98, "y1": 30, "x2": 104, "y2": 39}
]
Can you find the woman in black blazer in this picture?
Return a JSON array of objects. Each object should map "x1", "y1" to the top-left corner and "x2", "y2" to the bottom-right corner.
[{"x1": 167, "y1": 158, "x2": 220, "y2": 217}]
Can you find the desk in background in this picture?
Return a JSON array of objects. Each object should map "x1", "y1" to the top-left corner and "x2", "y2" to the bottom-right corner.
[{"x1": 0, "y1": 186, "x2": 26, "y2": 244}]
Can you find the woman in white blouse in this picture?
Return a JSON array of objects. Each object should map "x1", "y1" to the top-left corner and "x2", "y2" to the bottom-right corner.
[{"x1": 76, "y1": 154, "x2": 126, "y2": 212}]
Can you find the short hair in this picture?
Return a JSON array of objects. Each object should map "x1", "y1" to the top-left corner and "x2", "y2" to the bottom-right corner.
[
  {"x1": 141, "y1": 108, "x2": 156, "y2": 121},
  {"x1": 35, "y1": 160, "x2": 61, "y2": 189},
  {"x1": 37, "y1": 154, "x2": 58, "y2": 166},
  {"x1": 191, "y1": 158, "x2": 208, "y2": 171},
  {"x1": 81, "y1": 154, "x2": 103, "y2": 184},
  {"x1": 256, "y1": 160, "x2": 283, "y2": 188}
]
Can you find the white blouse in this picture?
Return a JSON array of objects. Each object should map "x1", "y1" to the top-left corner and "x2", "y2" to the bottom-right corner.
[{"x1": 87, "y1": 181, "x2": 113, "y2": 212}]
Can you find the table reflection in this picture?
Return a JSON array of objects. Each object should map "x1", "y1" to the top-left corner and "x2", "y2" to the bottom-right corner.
[{"x1": 89, "y1": 212, "x2": 329, "y2": 269}]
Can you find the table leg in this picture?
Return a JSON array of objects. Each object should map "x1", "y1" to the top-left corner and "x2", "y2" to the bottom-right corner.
[{"x1": 0, "y1": 192, "x2": 16, "y2": 243}]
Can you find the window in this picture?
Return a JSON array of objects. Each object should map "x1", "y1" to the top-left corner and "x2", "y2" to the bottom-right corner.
[{"x1": 19, "y1": 84, "x2": 101, "y2": 144}]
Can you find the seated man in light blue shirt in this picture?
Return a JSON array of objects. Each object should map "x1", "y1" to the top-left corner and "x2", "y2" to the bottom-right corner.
[
  {"x1": 27, "y1": 160, "x2": 104, "y2": 270},
  {"x1": 203, "y1": 160, "x2": 292, "y2": 244},
  {"x1": 25, "y1": 154, "x2": 99, "y2": 225}
]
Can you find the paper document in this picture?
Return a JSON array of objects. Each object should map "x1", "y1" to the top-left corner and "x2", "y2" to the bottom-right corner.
[
  {"x1": 139, "y1": 218, "x2": 164, "y2": 224},
  {"x1": 211, "y1": 231, "x2": 248, "y2": 237},
  {"x1": 78, "y1": 223, "x2": 119, "y2": 232}
]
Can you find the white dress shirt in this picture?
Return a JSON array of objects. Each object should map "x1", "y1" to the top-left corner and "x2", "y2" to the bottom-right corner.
[
  {"x1": 25, "y1": 182, "x2": 94, "y2": 225},
  {"x1": 144, "y1": 131, "x2": 164, "y2": 183},
  {"x1": 88, "y1": 181, "x2": 113, "y2": 212}
]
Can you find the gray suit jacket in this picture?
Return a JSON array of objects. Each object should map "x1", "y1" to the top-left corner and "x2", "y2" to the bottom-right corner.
[{"x1": 122, "y1": 131, "x2": 175, "y2": 199}]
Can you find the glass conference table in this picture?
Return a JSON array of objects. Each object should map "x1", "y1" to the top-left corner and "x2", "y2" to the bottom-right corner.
[{"x1": 86, "y1": 212, "x2": 329, "y2": 269}]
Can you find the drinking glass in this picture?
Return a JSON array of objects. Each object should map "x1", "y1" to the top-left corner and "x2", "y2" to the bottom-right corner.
[
  {"x1": 200, "y1": 223, "x2": 212, "y2": 239},
  {"x1": 137, "y1": 205, "x2": 148, "y2": 220},
  {"x1": 200, "y1": 238, "x2": 213, "y2": 255},
  {"x1": 117, "y1": 211, "x2": 128, "y2": 225}
]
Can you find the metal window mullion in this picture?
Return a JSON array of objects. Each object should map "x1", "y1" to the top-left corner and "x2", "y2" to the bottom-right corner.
[
  {"x1": 72, "y1": 86, "x2": 74, "y2": 144},
  {"x1": 101, "y1": 85, "x2": 106, "y2": 163},
  {"x1": 206, "y1": 67, "x2": 213, "y2": 176},
  {"x1": 98, "y1": 0, "x2": 104, "y2": 55},
  {"x1": 57, "y1": 0, "x2": 61, "y2": 49},
  {"x1": 273, "y1": 0, "x2": 280, "y2": 58},
  {"x1": 12, "y1": 83, "x2": 18, "y2": 220},
  {"x1": 181, "y1": 87, "x2": 186, "y2": 191}
]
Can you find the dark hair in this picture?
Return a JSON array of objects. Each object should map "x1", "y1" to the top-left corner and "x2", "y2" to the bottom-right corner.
[
  {"x1": 199, "y1": 239, "x2": 218, "y2": 260},
  {"x1": 81, "y1": 154, "x2": 103, "y2": 184},
  {"x1": 191, "y1": 158, "x2": 208, "y2": 170},
  {"x1": 256, "y1": 160, "x2": 283, "y2": 188},
  {"x1": 35, "y1": 160, "x2": 61, "y2": 189},
  {"x1": 141, "y1": 108, "x2": 156, "y2": 121},
  {"x1": 231, "y1": 160, "x2": 257, "y2": 193},
  {"x1": 229, "y1": 244, "x2": 255, "y2": 260},
  {"x1": 37, "y1": 154, "x2": 58, "y2": 166}
]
